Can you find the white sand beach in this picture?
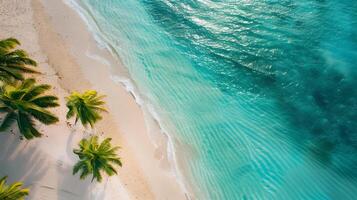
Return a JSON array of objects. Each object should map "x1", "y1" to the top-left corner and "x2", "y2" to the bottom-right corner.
[{"x1": 0, "y1": 0, "x2": 188, "y2": 199}]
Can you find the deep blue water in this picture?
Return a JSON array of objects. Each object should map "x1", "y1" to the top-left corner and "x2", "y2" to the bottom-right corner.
[{"x1": 74, "y1": 0, "x2": 357, "y2": 199}]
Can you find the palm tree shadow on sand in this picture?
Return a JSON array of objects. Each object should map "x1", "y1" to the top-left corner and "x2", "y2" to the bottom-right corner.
[
  {"x1": 55, "y1": 161, "x2": 92, "y2": 200},
  {"x1": 54, "y1": 125, "x2": 106, "y2": 200},
  {"x1": 0, "y1": 133, "x2": 49, "y2": 193}
]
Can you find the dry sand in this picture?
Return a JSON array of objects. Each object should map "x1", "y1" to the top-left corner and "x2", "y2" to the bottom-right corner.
[{"x1": 0, "y1": 0, "x2": 188, "y2": 199}]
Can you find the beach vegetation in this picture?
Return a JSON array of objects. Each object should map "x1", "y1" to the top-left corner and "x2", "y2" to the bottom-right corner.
[
  {"x1": 73, "y1": 135, "x2": 122, "y2": 182},
  {"x1": 0, "y1": 38, "x2": 38, "y2": 84},
  {"x1": 66, "y1": 90, "x2": 107, "y2": 128},
  {"x1": 0, "y1": 176, "x2": 29, "y2": 200},
  {"x1": 0, "y1": 78, "x2": 59, "y2": 139}
]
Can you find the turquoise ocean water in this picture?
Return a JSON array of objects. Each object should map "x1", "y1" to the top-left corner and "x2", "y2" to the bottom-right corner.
[{"x1": 69, "y1": 0, "x2": 357, "y2": 199}]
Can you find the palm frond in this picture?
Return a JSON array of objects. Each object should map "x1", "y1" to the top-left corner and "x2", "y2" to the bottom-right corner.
[
  {"x1": 25, "y1": 105, "x2": 59, "y2": 124},
  {"x1": 0, "y1": 38, "x2": 20, "y2": 54},
  {"x1": 6, "y1": 64, "x2": 39, "y2": 74},
  {"x1": 17, "y1": 112, "x2": 40, "y2": 139},
  {"x1": 0, "y1": 176, "x2": 29, "y2": 200},
  {"x1": 66, "y1": 90, "x2": 107, "y2": 128},
  {"x1": 9, "y1": 90, "x2": 27, "y2": 100},
  {"x1": 0, "y1": 112, "x2": 17, "y2": 131},
  {"x1": 31, "y1": 96, "x2": 59, "y2": 107},
  {"x1": 73, "y1": 136, "x2": 122, "y2": 182},
  {"x1": 0, "y1": 65, "x2": 25, "y2": 80},
  {"x1": 0, "y1": 79, "x2": 59, "y2": 139},
  {"x1": 0, "y1": 38, "x2": 38, "y2": 83},
  {"x1": 108, "y1": 158, "x2": 122, "y2": 167},
  {"x1": 103, "y1": 165, "x2": 118, "y2": 176},
  {"x1": 23, "y1": 84, "x2": 51, "y2": 101},
  {"x1": 4, "y1": 49, "x2": 27, "y2": 57},
  {"x1": 19, "y1": 78, "x2": 35, "y2": 89},
  {"x1": 73, "y1": 161, "x2": 86, "y2": 175}
]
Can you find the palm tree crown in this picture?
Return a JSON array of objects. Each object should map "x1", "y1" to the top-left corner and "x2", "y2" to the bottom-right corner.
[
  {"x1": 0, "y1": 78, "x2": 59, "y2": 139},
  {"x1": 0, "y1": 38, "x2": 38, "y2": 83},
  {"x1": 0, "y1": 176, "x2": 29, "y2": 200},
  {"x1": 73, "y1": 135, "x2": 122, "y2": 182},
  {"x1": 66, "y1": 90, "x2": 107, "y2": 128}
]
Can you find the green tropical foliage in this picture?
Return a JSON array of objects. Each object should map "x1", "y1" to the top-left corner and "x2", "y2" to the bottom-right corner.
[
  {"x1": 73, "y1": 135, "x2": 122, "y2": 182},
  {"x1": 0, "y1": 38, "x2": 38, "y2": 83},
  {"x1": 0, "y1": 176, "x2": 29, "y2": 200},
  {"x1": 66, "y1": 90, "x2": 107, "y2": 128},
  {"x1": 0, "y1": 78, "x2": 59, "y2": 139}
]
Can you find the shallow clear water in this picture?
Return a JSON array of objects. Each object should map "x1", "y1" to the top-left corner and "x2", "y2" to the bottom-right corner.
[{"x1": 74, "y1": 0, "x2": 357, "y2": 199}]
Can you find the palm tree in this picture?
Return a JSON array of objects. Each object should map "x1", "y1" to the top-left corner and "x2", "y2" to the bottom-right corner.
[
  {"x1": 0, "y1": 78, "x2": 59, "y2": 139},
  {"x1": 0, "y1": 38, "x2": 38, "y2": 83},
  {"x1": 73, "y1": 135, "x2": 122, "y2": 182},
  {"x1": 66, "y1": 90, "x2": 107, "y2": 128},
  {"x1": 0, "y1": 176, "x2": 29, "y2": 200}
]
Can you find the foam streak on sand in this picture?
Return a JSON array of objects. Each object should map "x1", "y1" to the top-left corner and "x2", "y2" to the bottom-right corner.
[{"x1": 0, "y1": 0, "x2": 187, "y2": 199}]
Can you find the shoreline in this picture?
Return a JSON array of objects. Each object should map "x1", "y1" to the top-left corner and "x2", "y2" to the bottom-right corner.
[
  {"x1": 0, "y1": 0, "x2": 189, "y2": 199},
  {"x1": 61, "y1": 0, "x2": 194, "y2": 197},
  {"x1": 35, "y1": 0, "x2": 187, "y2": 199}
]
